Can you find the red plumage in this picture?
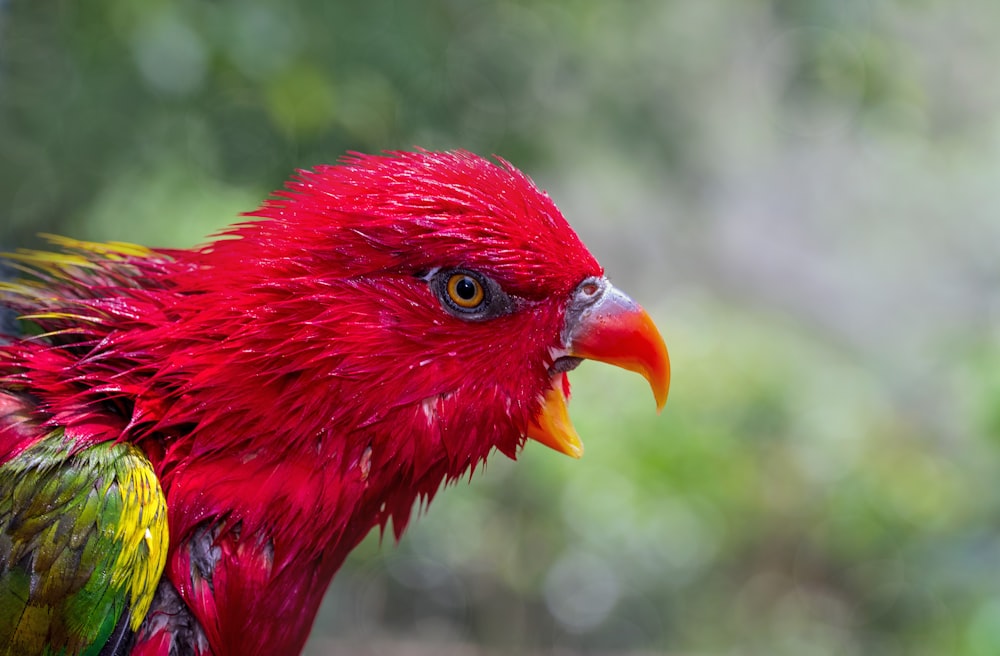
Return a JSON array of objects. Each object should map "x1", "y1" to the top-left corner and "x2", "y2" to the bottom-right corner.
[{"x1": 0, "y1": 150, "x2": 668, "y2": 655}]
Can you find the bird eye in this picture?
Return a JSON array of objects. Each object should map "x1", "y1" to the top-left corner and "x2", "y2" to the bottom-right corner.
[
  {"x1": 429, "y1": 268, "x2": 514, "y2": 321},
  {"x1": 446, "y1": 274, "x2": 484, "y2": 309}
]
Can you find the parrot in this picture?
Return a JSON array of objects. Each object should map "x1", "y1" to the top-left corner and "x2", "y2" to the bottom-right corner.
[{"x1": 0, "y1": 150, "x2": 669, "y2": 655}]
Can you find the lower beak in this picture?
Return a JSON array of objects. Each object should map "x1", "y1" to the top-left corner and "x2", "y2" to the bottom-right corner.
[{"x1": 527, "y1": 281, "x2": 670, "y2": 458}]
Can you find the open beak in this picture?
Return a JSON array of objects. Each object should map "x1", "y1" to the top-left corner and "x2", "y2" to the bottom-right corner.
[{"x1": 527, "y1": 278, "x2": 670, "y2": 458}]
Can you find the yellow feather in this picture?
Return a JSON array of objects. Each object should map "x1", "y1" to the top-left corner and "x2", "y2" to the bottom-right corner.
[
  {"x1": 3, "y1": 250, "x2": 97, "y2": 269},
  {"x1": 38, "y1": 234, "x2": 153, "y2": 259},
  {"x1": 109, "y1": 448, "x2": 169, "y2": 630},
  {"x1": 0, "y1": 280, "x2": 48, "y2": 292},
  {"x1": 16, "y1": 313, "x2": 101, "y2": 323}
]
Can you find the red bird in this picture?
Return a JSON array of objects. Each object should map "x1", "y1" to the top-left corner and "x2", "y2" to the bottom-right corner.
[{"x1": 0, "y1": 150, "x2": 669, "y2": 655}]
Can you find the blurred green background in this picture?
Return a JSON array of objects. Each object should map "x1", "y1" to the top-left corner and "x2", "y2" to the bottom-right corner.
[{"x1": 2, "y1": 1, "x2": 998, "y2": 654}]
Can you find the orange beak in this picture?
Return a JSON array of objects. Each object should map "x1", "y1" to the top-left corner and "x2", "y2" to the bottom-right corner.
[{"x1": 527, "y1": 280, "x2": 670, "y2": 458}]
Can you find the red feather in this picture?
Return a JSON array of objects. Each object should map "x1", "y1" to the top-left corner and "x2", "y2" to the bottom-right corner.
[{"x1": 1, "y1": 150, "x2": 603, "y2": 654}]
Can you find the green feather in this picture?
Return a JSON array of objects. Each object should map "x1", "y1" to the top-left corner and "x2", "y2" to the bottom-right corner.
[{"x1": 0, "y1": 432, "x2": 168, "y2": 656}]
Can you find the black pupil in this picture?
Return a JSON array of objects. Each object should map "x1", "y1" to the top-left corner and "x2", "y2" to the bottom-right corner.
[{"x1": 456, "y1": 277, "x2": 478, "y2": 300}]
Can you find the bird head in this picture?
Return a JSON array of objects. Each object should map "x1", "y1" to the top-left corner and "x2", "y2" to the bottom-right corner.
[{"x1": 178, "y1": 151, "x2": 668, "y2": 471}]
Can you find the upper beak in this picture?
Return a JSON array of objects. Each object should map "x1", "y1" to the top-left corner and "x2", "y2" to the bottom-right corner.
[{"x1": 526, "y1": 278, "x2": 670, "y2": 458}]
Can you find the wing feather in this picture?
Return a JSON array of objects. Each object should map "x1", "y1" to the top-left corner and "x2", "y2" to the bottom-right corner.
[{"x1": 0, "y1": 428, "x2": 168, "y2": 656}]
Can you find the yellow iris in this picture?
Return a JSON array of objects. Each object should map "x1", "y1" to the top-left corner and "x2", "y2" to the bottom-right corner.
[{"x1": 446, "y1": 273, "x2": 484, "y2": 308}]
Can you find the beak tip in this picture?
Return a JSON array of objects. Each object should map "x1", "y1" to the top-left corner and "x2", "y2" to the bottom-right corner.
[{"x1": 645, "y1": 346, "x2": 670, "y2": 415}]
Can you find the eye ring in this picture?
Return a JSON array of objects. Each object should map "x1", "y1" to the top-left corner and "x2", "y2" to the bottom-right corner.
[{"x1": 446, "y1": 273, "x2": 485, "y2": 309}]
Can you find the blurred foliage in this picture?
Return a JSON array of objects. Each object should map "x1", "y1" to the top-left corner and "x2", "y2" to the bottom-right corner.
[{"x1": 2, "y1": 1, "x2": 999, "y2": 655}]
